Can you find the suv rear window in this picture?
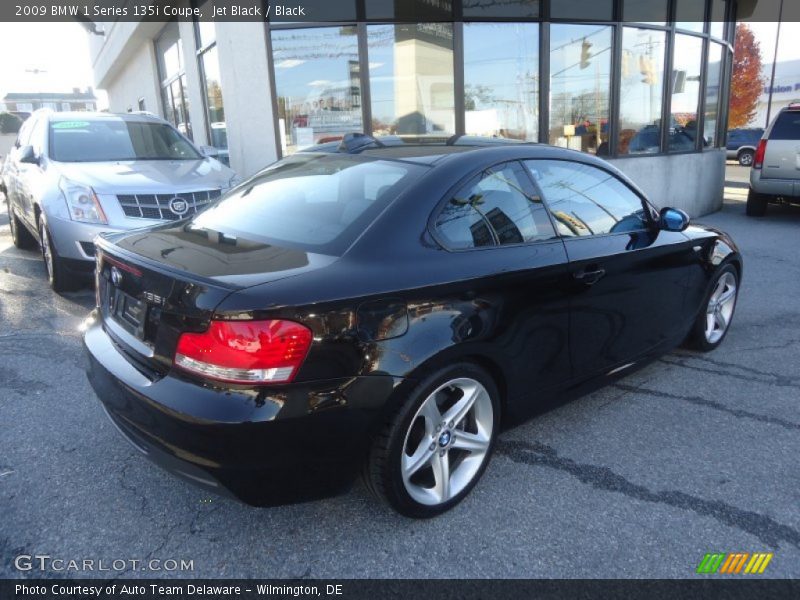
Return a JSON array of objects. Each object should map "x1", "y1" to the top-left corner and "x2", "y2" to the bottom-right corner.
[
  {"x1": 190, "y1": 153, "x2": 425, "y2": 256},
  {"x1": 770, "y1": 112, "x2": 800, "y2": 140}
]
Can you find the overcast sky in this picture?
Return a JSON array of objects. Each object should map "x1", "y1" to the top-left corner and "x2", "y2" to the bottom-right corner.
[{"x1": 0, "y1": 22, "x2": 103, "y2": 104}]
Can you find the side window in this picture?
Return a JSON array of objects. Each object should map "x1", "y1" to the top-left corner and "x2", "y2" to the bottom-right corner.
[
  {"x1": 434, "y1": 162, "x2": 557, "y2": 250},
  {"x1": 525, "y1": 160, "x2": 649, "y2": 237}
]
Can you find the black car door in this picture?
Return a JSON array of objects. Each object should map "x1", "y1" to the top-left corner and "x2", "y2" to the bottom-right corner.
[
  {"x1": 430, "y1": 160, "x2": 572, "y2": 394},
  {"x1": 524, "y1": 159, "x2": 695, "y2": 379}
]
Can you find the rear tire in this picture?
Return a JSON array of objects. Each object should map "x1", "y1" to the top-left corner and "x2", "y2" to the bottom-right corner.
[
  {"x1": 364, "y1": 362, "x2": 500, "y2": 518},
  {"x1": 7, "y1": 202, "x2": 37, "y2": 249},
  {"x1": 38, "y1": 217, "x2": 74, "y2": 293},
  {"x1": 685, "y1": 264, "x2": 739, "y2": 352},
  {"x1": 746, "y1": 189, "x2": 767, "y2": 217},
  {"x1": 737, "y1": 149, "x2": 754, "y2": 167}
]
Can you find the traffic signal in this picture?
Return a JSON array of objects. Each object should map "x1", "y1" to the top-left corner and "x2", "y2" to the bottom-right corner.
[
  {"x1": 580, "y1": 39, "x2": 592, "y2": 69},
  {"x1": 640, "y1": 56, "x2": 657, "y2": 85}
]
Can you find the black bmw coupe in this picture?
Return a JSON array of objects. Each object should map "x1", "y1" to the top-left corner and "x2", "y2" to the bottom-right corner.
[{"x1": 84, "y1": 135, "x2": 741, "y2": 517}]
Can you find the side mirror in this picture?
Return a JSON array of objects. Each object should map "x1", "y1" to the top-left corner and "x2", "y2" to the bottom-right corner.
[
  {"x1": 659, "y1": 207, "x2": 690, "y2": 232},
  {"x1": 19, "y1": 145, "x2": 39, "y2": 165},
  {"x1": 199, "y1": 145, "x2": 219, "y2": 158}
]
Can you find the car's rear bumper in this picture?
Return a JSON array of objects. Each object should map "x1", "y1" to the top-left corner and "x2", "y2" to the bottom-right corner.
[
  {"x1": 83, "y1": 316, "x2": 403, "y2": 505},
  {"x1": 750, "y1": 171, "x2": 800, "y2": 198}
]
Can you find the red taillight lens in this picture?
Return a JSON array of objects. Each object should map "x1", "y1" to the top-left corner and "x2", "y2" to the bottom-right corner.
[
  {"x1": 174, "y1": 320, "x2": 313, "y2": 384},
  {"x1": 753, "y1": 139, "x2": 767, "y2": 169}
]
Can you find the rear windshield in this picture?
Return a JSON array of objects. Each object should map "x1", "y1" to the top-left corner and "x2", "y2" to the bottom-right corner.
[
  {"x1": 189, "y1": 153, "x2": 426, "y2": 256},
  {"x1": 49, "y1": 119, "x2": 201, "y2": 162},
  {"x1": 770, "y1": 111, "x2": 800, "y2": 140}
]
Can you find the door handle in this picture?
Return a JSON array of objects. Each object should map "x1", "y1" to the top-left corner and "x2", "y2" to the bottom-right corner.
[{"x1": 573, "y1": 268, "x2": 606, "y2": 285}]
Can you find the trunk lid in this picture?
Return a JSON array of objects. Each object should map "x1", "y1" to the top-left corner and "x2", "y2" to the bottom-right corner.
[{"x1": 95, "y1": 225, "x2": 336, "y2": 375}]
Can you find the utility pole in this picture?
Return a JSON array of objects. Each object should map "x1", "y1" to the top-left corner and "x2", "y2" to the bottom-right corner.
[{"x1": 765, "y1": 0, "x2": 784, "y2": 127}]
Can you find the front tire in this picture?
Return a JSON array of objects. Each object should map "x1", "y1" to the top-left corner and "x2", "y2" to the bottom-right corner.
[
  {"x1": 364, "y1": 363, "x2": 500, "y2": 518},
  {"x1": 38, "y1": 218, "x2": 73, "y2": 293},
  {"x1": 685, "y1": 264, "x2": 739, "y2": 352},
  {"x1": 746, "y1": 189, "x2": 767, "y2": 216}
]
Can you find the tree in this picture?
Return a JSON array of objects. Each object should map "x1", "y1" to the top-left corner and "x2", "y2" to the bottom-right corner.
[
  {"x1": 0, "y1": 112, "x2": 22, "y2": 134},
  {"x1": 729, "y1": 23, "x2": 764, "y2": 128}
]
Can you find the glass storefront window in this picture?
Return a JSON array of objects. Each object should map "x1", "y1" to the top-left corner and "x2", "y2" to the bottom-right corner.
[
  {"x1": 463, "y1": 0, "x2": 539, "y2": 19},
  {"x1": 368, "y1": 23, "x2": 455, "y2": 137},
  {"x1": 197, "y1": 22, "x2": 215, "y2": 49},
  {"x1": 619, "y1": 27, "x2": 666, "y2": 155},
  {"x1": 675, "y1": 0, "x2": 706, "y2": 33},
  {"x1": 669, "y1": 33, "x2": 703, "y2": 152},
  {"x1": 704, "y1": 42, "x2": 723, "y2": 148},
  {"x1": 165, "y1": 75, "x2": 192, "y2": 138},
  {"x1": 549, "y1": 24, "x2": 612, "y2": 155},
  {"x1": 709, "y1": 0, "x2": 726, "y2": 38},
  {"x1": 157, "y1": 23, "x2": 183, "y2": 79},
  {"x1": 622, "y1": 0, "x2": 667, "y2": 25},
  {"x1": 195, "y1": 22, "x2": 229, "y2": 164},
  {"x1": 550, "y1": 0, "x2": 613, "y2": 22},
  {"x1": 463, "y1": 23, "x2": 539, "y2": 141},
  {"x1": 367, "y1": 0, "x2": 452, "y2": 21},
  {"x1": 271, "y1": 27, "x2": 363, "y2": 154},
  {"x1": 200, "y1": 46, "x2": 228, "y2": 163},
  {"x1": 157, "y1": 22, "x2": 192, "y2": 140}
]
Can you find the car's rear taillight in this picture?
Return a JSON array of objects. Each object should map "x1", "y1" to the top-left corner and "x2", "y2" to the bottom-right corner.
[
  {"x1": 753, "y1": 139, "x2": 767, "y2": 169},
  {"x1": 174, "y1": 320, "x2": 313, "y2": 384}
]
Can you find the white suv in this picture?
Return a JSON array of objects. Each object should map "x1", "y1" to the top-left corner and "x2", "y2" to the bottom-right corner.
[
  {"x1": 3, "y1": 111, "x2": 237, "y2": 291},
  {"x1": 747, "y1": 102, "x2": 800, "y2": 216}
]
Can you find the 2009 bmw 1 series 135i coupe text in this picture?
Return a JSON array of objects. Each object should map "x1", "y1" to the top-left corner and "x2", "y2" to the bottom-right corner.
[{"x1": 84, "y1": 135, "x2": 742, "y2": 517}]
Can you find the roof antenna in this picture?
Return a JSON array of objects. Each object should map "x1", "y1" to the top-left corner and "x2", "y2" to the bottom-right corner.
[{"x1": 338, "y1": 133, "x2": 384, "y2": 154}]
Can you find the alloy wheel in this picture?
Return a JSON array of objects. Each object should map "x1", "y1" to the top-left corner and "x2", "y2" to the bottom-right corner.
[
  {"x1": 401, "y1": 377, "x2": 493, "y2": 506},
  {"x1": 705, "y1": 271, "x2": 737, "y2": 344},
  {"x1": 739, "y1": 152, "x2": 754, "y2": 166}
]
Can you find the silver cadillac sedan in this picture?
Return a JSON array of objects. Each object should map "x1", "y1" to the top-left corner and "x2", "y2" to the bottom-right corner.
[{"x1": 2, "y1": 111, "x2": 237, "y2": 292}]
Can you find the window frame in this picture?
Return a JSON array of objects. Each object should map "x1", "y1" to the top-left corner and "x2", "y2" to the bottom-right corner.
[
  {"x1": 428, "y1": 158, "x2": 562, "y2": 252},
  {"x1": 522, "y1": 157, "x2": 659, "y2": 239}
]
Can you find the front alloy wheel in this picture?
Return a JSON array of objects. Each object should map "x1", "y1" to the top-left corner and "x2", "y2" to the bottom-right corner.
[
  {"x1": 704, "y1": 271, "x2": 737, "y2": 345},
  {"x1": 365, "y1": 363, "x2": 500, "y2": 517},
  {"x1": 685, "y1": 264, "x2": 739, "y2": 351},
  {"x1": 38, "y1": 218, "x2": 72, "y2": 293}
]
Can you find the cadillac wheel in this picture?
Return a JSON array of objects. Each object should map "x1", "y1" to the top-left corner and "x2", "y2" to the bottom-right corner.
[
  {"x1": 364, "y1": 364, "x2": 500, "y2": 518},
  {"x1": 38, "y1": 218, "x2": 71, "y2": 293}
]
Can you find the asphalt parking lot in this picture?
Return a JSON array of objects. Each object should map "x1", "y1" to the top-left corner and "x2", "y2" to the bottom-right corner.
[{"x1": 1, "y1": 178, "x2": 799, "y2": 579}]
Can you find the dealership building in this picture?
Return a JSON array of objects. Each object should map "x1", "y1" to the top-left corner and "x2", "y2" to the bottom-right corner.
[{"x1": 88, "y1": 0, "x2": 764, "y2": 216}]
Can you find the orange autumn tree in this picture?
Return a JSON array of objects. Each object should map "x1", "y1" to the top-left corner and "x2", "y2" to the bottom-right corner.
[{"x1": 729, "y1": 23, "x2": 764, "y2": 128}]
